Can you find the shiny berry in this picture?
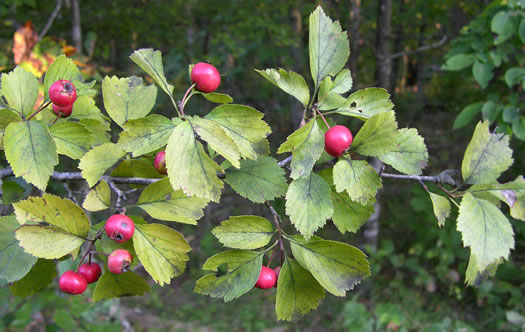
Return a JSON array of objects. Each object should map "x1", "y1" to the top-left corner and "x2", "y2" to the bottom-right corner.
[
  {"x1": 52, "y1": 103, "x2": 73, "y2": 117},
  {"x1": 154, "y1": 151, "x2": 167, "y2": 174},
  {"x1": 254, "y1": 266, "x2": 277, "y2": 289},
  {"x1": 191, "y1": 62, "x2": 221, "y2": 93},
  {"x1": 48, "y1": 80, "x2": 77, "y2": 107},
  {"x1": 78, "y1": 263, "x2": 102, "y2": 284},
  {"x1": 324, "y1": 125, "x2": 353, "y2": 157},
  {"x1": 105, "y1": 214, "x2": 135, "y2": 243},
  {"x1": 59, "y1": 270, "x2": 87, "y2": 294},
  {"x1": 108, "y1": 249, "x2": 133, "y2": 274}
]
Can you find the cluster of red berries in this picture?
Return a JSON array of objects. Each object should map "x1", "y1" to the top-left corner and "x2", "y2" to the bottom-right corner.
[
  {"x1": 58, "y1": 214, "x2": 135, "y2": 295},
  {"x1": 49, "y1": 80, "x2": 77, "y2": 117}
]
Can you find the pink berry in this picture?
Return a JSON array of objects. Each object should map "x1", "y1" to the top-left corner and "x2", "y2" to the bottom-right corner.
[
  {"x1": 105, "y1": 214, "x2": 135, "y2": 243},
  {"x1": 49, "y1": 80, "x2": 77, "y2": 107},
  {"x1": 78, "y1": 263, "x2": 102, "y2": 284},
  {"x1": 154, "y1": 151, "x2": 167, "y2": 174},
  {"x1": 108, "y1": 249, "x2": 133, "y2": 274},
  {"x1": 254, "y1": 266, "x2": 277, "y2": 289},
  {"x1": 324, "y1": 125, "x2": 353, "y2": 157},
  {"x1": 59, "y1": 270, "x2": 87, "y2": 294},
  {"x1": 52, "y1": 103, "x2": 73, "y2": 117},
  {"x1": 191, "y1": 62, "x2": 221, "y2": 93}
]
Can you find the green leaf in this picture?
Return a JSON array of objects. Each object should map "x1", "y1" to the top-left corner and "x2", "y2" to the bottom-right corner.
[
  {"x1": 69, "y1": 96, "x2": 107, "y2": 123},
  {"x1": 133, "y1": 223, "x2": 191, "y2": 286},
  {"x1": 503, "y1": 105, "x2": 519, "y2": 123},
  {"x1": 0, "y1": 216, "x2": 37, "y2": 282},
  {"x1": 1, "y1": 180, "x2": 25, "y2": 204},
  {"x1": 482, "y1": 101, "x2": 501, "y2": 124},
  {"x1": 82, "y1": 180, "x2": 111, "y2": 211},
  {"x1": 15, "y1": 225, "x2": 86, "y2": 259},
  {"x1": 333, "y1": 158, "x2": 382, "y2": 204},
  {"x1": 111, "y1": 159, "x2": 163, "y2": 183},
  {"x1": 472, "y1": 61, "x2": 494, "y2": 89},
  {"x1": 465, "y1": 252, "x2": 500, "y2": 286},
  {"x1": 102, "y1": 76, "x2": 157, "y2": 127},
  {"x1": 428, "y1": 192, "x2": 451, "y2": 227},
  {"x1": 491, "y1": 11, "x2": 518, "y2": 45},
  {"x1": 309, "y1": 6, "x2": 349, "y2": 87},
  {"x1": 4, "y1": 121, "x2": 58, "y2": 190},
  {"x1": 278, "y1": 119, "x2": 324, "y2": 179},
  {"x1": 44, "y1": 55, "x2": 83, "y2": 100},
  {"x1": 461, "y1": 121, "x2": 513, "y2": 184},
  {"x1": 285, "y1": 172, "x2": 333, "y2": 240},
  {"x1": 441, "y1": 54, "x2": 475, "y2": 71},
  {"x1": 0, "y1": 109, "x2": 22, "y2": 149},
  {"x1": 200, "y1": 92, "x2": 233, "y2": 104},
  {"x1": 289, "y1": 236, "x2": 370, "y2": 296},
  {"x1": 129, "y1": 48, "x2": 174, "y2": 96},
  {"x1": 519, "y1": 18, "x2": 525, "y2": 44},
  {"x1": 137, "y1": 178, "x2": 207, "y2": 224},
  {"x1": 194, "y1": 250, "x2": 263, "y2": 301},
  {"x1": 513, "y1": 116, "x2": 525, "y2": 141},
  {"x1": 334, "y1": 89, "x2": 394, "y2": 121},
  {"x1": 352, "y1": 111, "x2": 398, "y2": 156},
  {"x1": 504, "y1": 67, "x2": 525, "y2": 87},
  {"x1": 453, "y1": 102, "x2": 483, "y2": 130},
  {"x1": 92, "y1": 271, "x2": 151, "y2": 301},
  {"x1": 9, "y1": 259, "x2": 56, "y2": 297},
  {"x1": 79, "y1": 143, "x2": 127, "y2": 187},
  {"x1": 317, "y1": 77, "x2": 347, "y2": 110},
  {"x1": 276, "y1": 257, "x2": 325, "y2": 321},
  {"x1": 192, "y1": 116, "x2": 241, "y2": 168},
  {"x1": 331, "y1": 189, "x2": 374, "y2": 234},
  {"x1": 1, "y1": 66, "x2": 39, "y2": 117},
  {"x1": 378, "y1": 128, "x2": 428, "y2": 175},
  {"x1": 49, "y1": 121, "x2": 93, "y2": 160},
  {"x1": 212, "y1": 216, "x2": 274, "y2": 249},
  {"x1": 331, "y1": 69, "x2": 353, "y2": 94},
  {"x1": 205, "y1": 104, "x2": 271, "y2": 160},
  {"x1": 117, "y1": 115, "x2": 175, "y2": 157},
  {"x1": 457, "y1": 193, "x2": 514, "y2": 269},
  {"x1": 14, "y1": 193, "x2": 90, "y2": 236},
  {"x1": 166, "y1": 121, "x2": 223, "y2": 202},
  {"x1": 256, "y1": 68, "x2": 310, "y2": 107},
  {"x1": 224, "y1": 156, "x2": 288, "y2": 203}
]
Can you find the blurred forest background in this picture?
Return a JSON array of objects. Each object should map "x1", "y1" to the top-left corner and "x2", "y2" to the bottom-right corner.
[{"x1": 1, "y1": 0, "x2": 524, "y2": 331}]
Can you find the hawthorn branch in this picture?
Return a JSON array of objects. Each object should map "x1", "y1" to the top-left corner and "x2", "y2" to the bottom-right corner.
[
  {"x1": 380, "y1": 171, "x2": 458, "y2": 186},
  {"x1": 108, "y1": 181, "x2": 127, "y2": 212}
]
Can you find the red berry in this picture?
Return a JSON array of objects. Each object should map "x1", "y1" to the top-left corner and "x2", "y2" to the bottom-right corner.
[
  {"x1": 52, "y1": 103, "x2": 73, "y2": 117},
  {"x1": 59, "y1": 270, "x2": 87, "y2": 294},
  {"x1": 78, "y1": 263, "x2": 102, "y2": 284},
  {"x1": 324, "y1": 125, "x2": 353, "y2": 157},
  {"x1": 273, "y1": 266, "x2": 281, "y2": 288},
  {"x1": 105, "y1": 214, "x2": 135, "y2": 243},
  {"x1": 191, "y1": 62, "x2": 221, "y2": 93},
  {"x1": 254, "y1": 266, "x2": 277, "y2": 289},
  {"x1": 49, "y1": 80, "x2": 77, "y2": 107},
  {"x1": 108, "y1": 249, "x2": 133, "y2": 274},
  {"x1": 154, "y1": 151, "x2": 167, "y2": 174}
]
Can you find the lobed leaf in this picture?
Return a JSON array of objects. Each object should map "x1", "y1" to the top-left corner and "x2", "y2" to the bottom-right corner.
[
  {"x1": 166, "y1": 121, "x2": 223, "y2": 202},
  {"x1": 0, "y1": 216, "x2": 38, "y2": 282},
  {"x1": 82, "y1": 180, "x2": 111, "y2": 211},
  {"x1": 224, "y1": 156, "x2": 288, "y2": 203},
  {"x1": 129, "y1": 48, "x2": 174, "y2": 96},
  {"x1": 102, "y1": 76, "x2": 157, "y2": 127},
  {"x1": 333, "y1": 88, "x2": 393, "y2": 120},
  {"x1": 4, "y1": 120, "x2": 58, "y2": 190},
  {"x1": 15, "y1": 225, "x2": 86, "y2": 259},
  {"x1": 9, "y1": 259, "x2": 56, "y2": 297},
  {"x1": 212, "y1": 216, "x2": 275, "y2": 249},
  {"x1": 289, "y1": 236, "x2": 370, "y2": 296},
  {"x1": 137, "y1": 178, "x2": 207, "y2": 224},
  {"x1": 194, "y1": 250, "x2": 263, "y2": 301},
  {"x1": 1, "y1": 66, "x2": 39, "y2": 117},
  {"x1": 49, "y1": 121, "x2": 93, "y2": 160},
  {"x1": 92, "y1": 271, "x2": 151, "y2": 301},
  {"x1": 79, "y1": 143, "x2": 127, "y2": 187},
  {"x1": 351, "y1": 111, "x2": 398, "y2": 157},
  {"x1": 461, "y1": 121, "x2": 513, "y2": 184},
  {"x1": 276, "y1": 257, "x2": 325, "y2": 321},
  {"x1": 285, "y1": 172, "x2": 333, "y2": 239},
  {"x1": 117, "y1": 114, "x2": 174, "y2": 157},
  {"x1": 428, "y1": 192, "x2": 451, "y2": 227},
  {"x1": 379, "y1": 128, "x2": 428, "y2": 175},
  {"x1": 256, "y1": 68, "x2": 310, "y2": 107},
  {"x1": 333, "y1": 158, "x2": 382, "y2": 204},
  {"x1": 133, "y1": 223, "x2": 191, "y2": 286}
]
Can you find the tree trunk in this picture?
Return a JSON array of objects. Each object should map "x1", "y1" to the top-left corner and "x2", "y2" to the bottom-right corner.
[
  {"x1": 390, "y1": 0, "x2": 405, "y2": 95},
  {"x1": 363, "y1": 0, "x2": 392, "y2": 255},
  {"x1": 71, "y1": 0, "x2": 82, "y2": 53},
  {"x1": 348, "y1": 0, "x2": 361, "y2": 89}
]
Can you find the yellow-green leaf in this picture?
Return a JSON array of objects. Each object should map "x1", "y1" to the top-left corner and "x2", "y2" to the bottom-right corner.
[
  {"x1": 82, "y1": 180, "x2": 111, "y2": 211},
  {"x1": 92, "y1": 271, "x2": 151, "y2": 301},
  {"x1": 212, "y1": 216, "x2": 275, "y2": 249},
  {"x1": 0, "y1": 216, "x2": 38, "y2": 282},
  {"x1": 79, "y1": 143, "x2": 127, "y2": 187},
  {"x1": 1, "y1": 66, "x2": 39, "y2": 117},
  {"x1": 15, "y1": 225, "x2": 85, "y2": 259}
]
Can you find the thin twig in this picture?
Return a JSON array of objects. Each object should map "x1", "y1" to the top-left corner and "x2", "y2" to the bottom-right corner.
[
  {"x1": 63, "y1": 182, "x2": 78, "y2": 204},
  {"x1": 108, "y1": 181, "x2": 126, "y2": 212},
  {"x1": 381, "y1": 172, "x2": 444, "y2": 183},
  {"x1": 38, "y1": 0, "x2": 63, "y2": 41},
  {"x1": 265, "y1": 202, "x2": 285, "y2": 265},
  {"x1": 390, "y1": 35, "x2": 448, "y2": 59}
]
